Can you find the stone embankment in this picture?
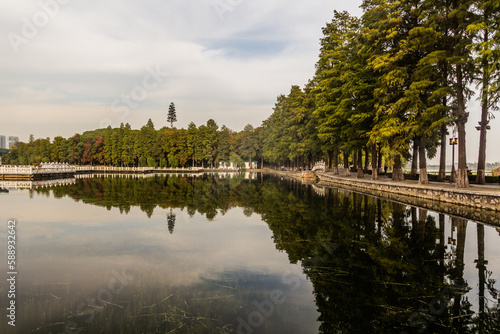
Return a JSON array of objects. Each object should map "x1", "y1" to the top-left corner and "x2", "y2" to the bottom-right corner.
[
  {"x1": 266, "y1": 169, "x2": 316, "y2": 183},
  {"x1": 266, "y1": 168, "x2": 500, "y2": 226},
  {"x1": 317, "y1": 172, "x2": 500, "y2": 209}
]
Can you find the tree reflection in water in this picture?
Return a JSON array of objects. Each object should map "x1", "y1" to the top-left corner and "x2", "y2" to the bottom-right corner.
[{"x1": 29, "y1": 174, "x2": 500, "y2": 333}]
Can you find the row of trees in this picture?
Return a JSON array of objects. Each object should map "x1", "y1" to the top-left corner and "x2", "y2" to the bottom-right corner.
[
  {"x1": 4, "y1": 119, "x2": 264, "y2": 169},
  {"x1": 261, "y1": 0, "x2": 499, "y2": 187}
]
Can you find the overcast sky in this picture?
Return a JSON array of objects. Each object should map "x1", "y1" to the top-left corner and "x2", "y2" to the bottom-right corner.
[{"x1": 1, "y1": 0, "x2": 498, "y2": 163}]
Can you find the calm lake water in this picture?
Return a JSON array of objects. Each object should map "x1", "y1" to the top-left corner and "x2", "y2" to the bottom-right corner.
[{"x1": 1, "y1": 173, "x2": 499, "y2": 333}]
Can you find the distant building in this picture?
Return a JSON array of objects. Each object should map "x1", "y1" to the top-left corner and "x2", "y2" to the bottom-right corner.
[
  {"x1": 219, "y1": 160, "x2": 258, "y2": 169},
  {"x1": 243, "y1": 161, "x2": 258, "y2": 169},
  {"x1": 8, "y1": 136, "x2": 19, "y2": 149},
  {"x1": 0, "y1": 135, "x2": 6, "y2": 149},
  {"x1": 219, "y1": 161, "x2": 238, "y2": 169}
]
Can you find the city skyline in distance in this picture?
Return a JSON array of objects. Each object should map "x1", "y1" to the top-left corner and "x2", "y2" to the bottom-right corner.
[{"x1": 0, "y1": 135, "x2": 19, "y2": 149}]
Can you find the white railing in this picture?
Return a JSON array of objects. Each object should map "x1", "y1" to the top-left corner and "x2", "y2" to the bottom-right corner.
[
  {"x1": 0, "y1": 178, "x2": 76, "y2": 189},
  {"x1": 0, "y1": 166, "x2": 33, "y2": 174},
  {"x1": 73, "y1": 166, "x2": 154, "y2": 172},
  {"x1": 0, "y1": 181, "x2": 33, "y2": 189},
  {"x1": 34, "y1": 167, "x2": 74, "y2": 174},
  {"x1": 1, "y1": 164, "x2": 241, "y2": 175},
  {"x1": 0, "y1": 164, "x2": 75, "y2": 174},
  {"x1": 0, "y1": 165, "x2": 155, "y2": 174},
  {"x1": 312, "y1": 161, "x2": 327, "y2": 172}
]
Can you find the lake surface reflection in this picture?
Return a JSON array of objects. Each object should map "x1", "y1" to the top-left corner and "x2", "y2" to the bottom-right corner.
[{"x1": 0, "y1": 173, "x2": 499, "y2": 333}]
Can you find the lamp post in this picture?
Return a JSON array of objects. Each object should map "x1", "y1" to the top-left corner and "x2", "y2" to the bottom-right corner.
[{"x1": 449, "y1": 137, "x2": 458, "y2": 182}]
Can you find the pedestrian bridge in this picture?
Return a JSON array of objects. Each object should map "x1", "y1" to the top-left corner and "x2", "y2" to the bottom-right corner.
[{"x1": 0, "y1": 163, "x2": 233, "y2": 180}]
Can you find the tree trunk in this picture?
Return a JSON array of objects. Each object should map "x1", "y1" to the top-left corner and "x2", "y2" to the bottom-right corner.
[
  {"x1": 438, "y1": 125, "x2": 447, "y2": 181},
  {"x1": 364, "y1": 147, "x2": 369, "y2": 171},
  {"x1": 377, "y1": 145, "x2": 383, "y2": 174},
  {"x1": 476, "y1": 26, "x2": 490, "y2": 184},
  {"x1": 477, "y1": 224, "x2": 486, "y2": 328},
  {"x1": 371, "y1": 143, "x2": 378, "y2": 180},
  {"x1": 439, "y1": 214, "x2": 446, "y2": 274},
  {"x1": 343, "y1": 151, "x2": 350, "y2": 177},
  {"x1": 411, "y1": 137, "x2": 420, "y2": 178},
  {"x1": 333, "y1": 147, "x2": 339, "y2": 175},
  {"x1": 352, "y1": 151, "x2": 357, "y2": 173},
  {"x1": 327, "y1": 150, "x2": 333, "y2": 171},
  {"x1": 357, "y1": 149, "x2": 364, "y2": 178},
  {"x1": 453, "y1": 218, "x2": 467, "y2": 319},
  {"x1": 392, "y1": 154, "x2": 404, "y2": 181},
  {"x1": 455, "y1": 64, "x2": 470, "y2": 188},
  {"x1": 417, "y1": 208, "x2": 427, "y2": 244},
  {"x1": 419, "y1": 136, "x2": 429, "y2": 184}
]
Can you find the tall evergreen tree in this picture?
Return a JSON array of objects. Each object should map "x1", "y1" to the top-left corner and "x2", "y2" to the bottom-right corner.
[
  {"x1": 448, "y1": 0, "x2": 475, "y2": 188},
  {"x1": 361, "y1": 0, "x2": 409, "y2": 181},
  {"x1": 51, "y1": 136, "x2": 67, "y2": 162},
  {"x1": 262, "y1": 95, "x2": 293, "y2": 166},
  {"x1": 187, "y1": 122, "x2": 197, "y2": 167},
  {"x1": 315, "y1": 11, "x2": 364, "y2": 175},
  {"x1": 205, "y1": 119, "x2": 219, "y2": 168},
  {"x1": 240, "y1": 124, "x2": 257, "y2": 164},
  {"x1": 468, "y1": 0, "x2": 500, "y2": 183},
  {"x1": 167, "y1": 102, "x2": 177, "y2": 128},
  {"x1": 217, "y1": 125, "x2": 232, "y2": 164}
]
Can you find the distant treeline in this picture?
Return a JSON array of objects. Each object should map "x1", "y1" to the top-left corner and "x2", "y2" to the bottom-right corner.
[{"x1": 4, "y1": 119, "x2": 263, "y2": 168}]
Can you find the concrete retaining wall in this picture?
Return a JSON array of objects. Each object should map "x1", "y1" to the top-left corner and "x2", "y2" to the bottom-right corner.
[{"x1": 317, "y1": 173, "x2": 500, "y2": 226}]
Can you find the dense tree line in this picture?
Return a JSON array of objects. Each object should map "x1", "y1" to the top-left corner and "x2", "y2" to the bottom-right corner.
[
  {"x1": 261, "y1": 0, "x2": 500, "y2": 187},
  {"x1": 4, "y1": 119, "x2": 264, "y2": 169}
]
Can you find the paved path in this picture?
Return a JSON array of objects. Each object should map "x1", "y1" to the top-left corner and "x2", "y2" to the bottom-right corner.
[{"x1": 320, "y1": 170, "x2": 500, "y2": 195}]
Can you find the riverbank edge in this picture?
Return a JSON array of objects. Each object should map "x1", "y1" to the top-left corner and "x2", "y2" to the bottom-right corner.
[
  {"x1": 265, "y1": 169, "x2": 500, "y2": 226},
  {"x1": 316, "y1": 172, "x2": 500, "y2": 211}
]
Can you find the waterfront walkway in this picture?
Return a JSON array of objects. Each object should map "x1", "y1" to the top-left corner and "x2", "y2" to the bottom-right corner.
[
  {"x1": 269, "y1": 168, "x2": 500, "y2": 225},
  {"x1": 0, "y1": 164, "x2": 239, "y2": 180},
  {"x1": 320, "y1": 170, "x2": 500, "y2": 195},
  {"x1": 316, "y1": 170, "x2": 500, "y2": 220}
]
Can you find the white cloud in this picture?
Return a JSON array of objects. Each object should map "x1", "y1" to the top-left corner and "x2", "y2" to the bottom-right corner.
[
  {"x1": 2, "y1": 0, "x2": 497, "y2": 162},
  {"x1": 7, "y1": 86, "x2": 65, "y2": 103}
]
